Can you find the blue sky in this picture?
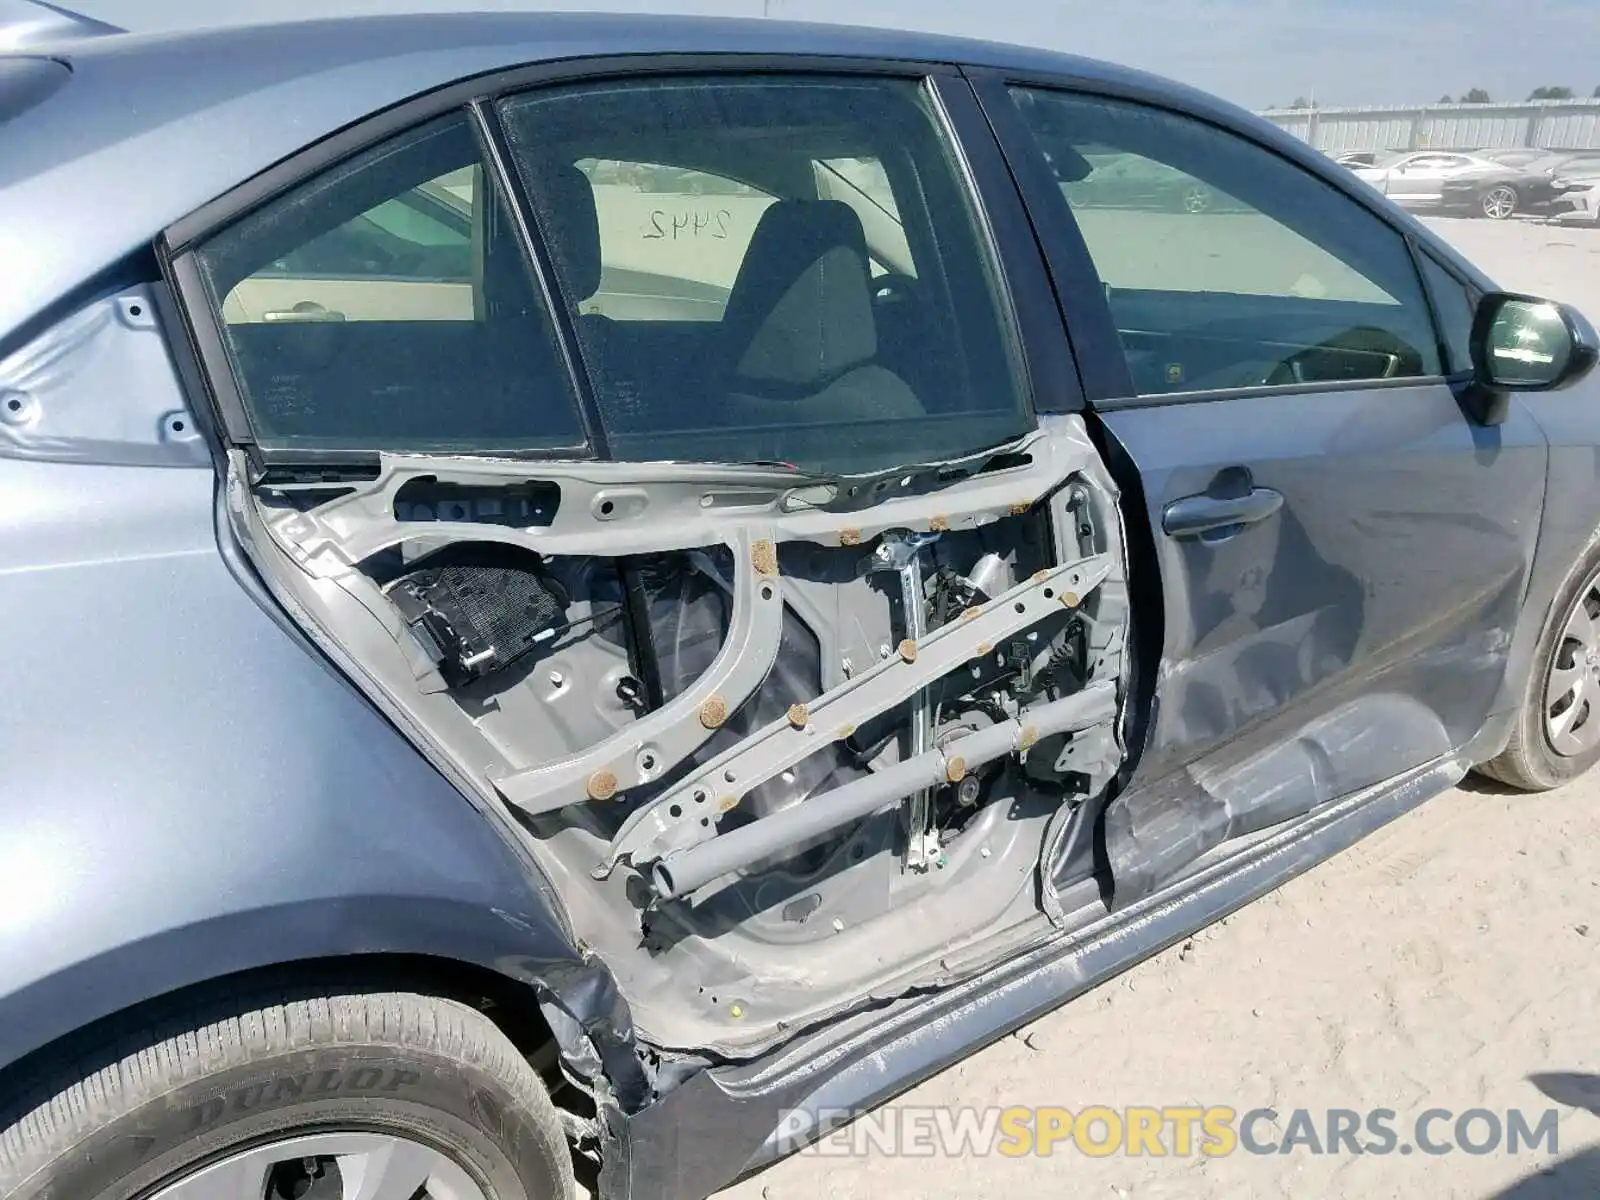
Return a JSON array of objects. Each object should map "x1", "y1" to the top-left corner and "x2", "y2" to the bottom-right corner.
[{"x1": 64, "y1": 0, "x2": 1600, "y2": 109}]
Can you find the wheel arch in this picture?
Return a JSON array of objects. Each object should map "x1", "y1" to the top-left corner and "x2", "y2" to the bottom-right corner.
[
  {"x1": 0, "y1": 898, "x2": 650, "y2": 1123},
  {"x1": 1483, "y1": 392, "x2": 1600, "y2": 746},
  {"x1": 0, "y1": 955, "x2": 588, "y2": 1200},
  {"x1": 0, "y1": 940, "x2": 601, "y2": 1129}
]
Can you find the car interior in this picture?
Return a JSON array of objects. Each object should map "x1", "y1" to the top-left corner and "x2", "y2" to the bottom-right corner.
[{"x1": 498, "y1": 77, "x2": 1028, "y2": 469}]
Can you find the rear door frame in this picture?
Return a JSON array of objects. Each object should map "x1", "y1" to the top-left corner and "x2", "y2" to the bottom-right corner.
[{"x1": 151, "y1": 50, "x2": 1136, "y2": 1052}]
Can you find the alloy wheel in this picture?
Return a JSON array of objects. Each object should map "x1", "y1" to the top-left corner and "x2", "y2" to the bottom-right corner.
[
  {"x1": 1182, "y1": 184, "x2": 1212, "y2": 214},
  {"x1": 1544, "y1": 567, "x2": 1600, "y2": 758},
  {"x1": 1481, "y1": 185, "x2": 1518, "y2": 220},
  {"x1": 147, "y1": 1131, "x2": 489, "y2": 1200}
]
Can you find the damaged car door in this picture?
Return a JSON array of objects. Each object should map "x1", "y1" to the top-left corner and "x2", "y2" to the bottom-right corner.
[
  {"x1": 172, "y1": 66, "x2": 1131, "y2": 1060},
  {"x1": 983, "y1": 81, "x2": 1548, "y2": 903}
]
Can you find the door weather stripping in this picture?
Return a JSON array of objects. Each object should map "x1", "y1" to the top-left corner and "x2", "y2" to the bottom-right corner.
[
  {"x1": 651, "y1": 682, "x2": 1117, "y2": 900},
  {"x1": 491, "y1": 526, "x2": 786, "y2": 815},
  {"x1": 604, "y1": 553, "x2": 1113, "y2": 875}
]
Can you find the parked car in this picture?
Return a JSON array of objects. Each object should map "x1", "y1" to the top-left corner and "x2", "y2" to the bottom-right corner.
[
  {"x1": 636, "y1": 163, "x2": 766, "y2": 196},
  {"x1": 1550, "y1": 154, "x2": 1600, "y2": 223},
  {"x1": 1349, "y1": 150, "x2": 1489, "y2": 206},
  {"x1": 1332, "y1": 149, "x2": 1393, "y2": 168},
  {"x1": 1554, "y1": 154, "x2": 1600, "y2": 185},
  {"x1": 1475, "y1": 146, "x2": 1560, "y2": 168},
  {"x1": 1555, "y1": 182, "x2": 1600, "y2": 223},
  {"x1": 1350, "y1": 149, "x2": 1572, "y2": 218},
  {"x1": 5, "y1": 6, "x2": 1600, "y2": 1200},
  {"x1": 1063, "y1": 150, "x2": 1241, "y2": 213},
  {"x1": 1437, "y1": 154, "x2": 1576, "y2": 219}
]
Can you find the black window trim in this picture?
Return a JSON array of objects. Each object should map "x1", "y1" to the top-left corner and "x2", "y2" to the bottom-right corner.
[
  {"x1": 964, "y1": 70, "x2": 1132, "y2": 404},
  {"x1": 930, "y1": 74, "x2": 1084, "y2": 414},
  {"x1": 965, "y1": 66, "x2": 1466, "y2": 413},
  {"x1": 1411, "y1": 238, "x2": 1483, "y2": 380},
  {"x1": 159, "y1": 51, "x2": 1069, "y2": 465},
  {"x1": 471, "y1": 97, "x2": 608, "y2": 458}
]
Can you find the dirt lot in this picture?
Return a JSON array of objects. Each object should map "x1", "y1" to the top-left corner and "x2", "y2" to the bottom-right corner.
[
  {"x1": 1434, "y1": 217, "x2": 1600, "y2": 316},
  {"x1": 717, "y1": 219, "x2": 1600, "y2": 1200}
]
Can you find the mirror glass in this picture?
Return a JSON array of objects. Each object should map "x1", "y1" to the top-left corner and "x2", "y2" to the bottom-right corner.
[{"x1": 1483, "y1": 298, "x2": 1574, "y2": 388}]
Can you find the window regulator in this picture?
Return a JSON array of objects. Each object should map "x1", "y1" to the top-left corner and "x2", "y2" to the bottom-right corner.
[{"x1": 871, "y1": 530, "x2": 942, "y2": 872}]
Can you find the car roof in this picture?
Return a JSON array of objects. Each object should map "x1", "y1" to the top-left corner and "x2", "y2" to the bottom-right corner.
[{"x1": 0, "y1": 10, "x2": 1379, "y2": 345}]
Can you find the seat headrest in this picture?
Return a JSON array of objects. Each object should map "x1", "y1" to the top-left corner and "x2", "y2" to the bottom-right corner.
[
  {"x1": 721, "y1": 200, "x2": 878, "y2": 389},
  {"x1": 539, "y1": 163, "x2": 602, "y2": 300}
]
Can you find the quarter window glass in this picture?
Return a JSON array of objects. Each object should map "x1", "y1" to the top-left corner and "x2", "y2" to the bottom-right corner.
[
  {"x1": 194, "y1": 114, "x2": 585, "y2": 452},
  {"x1": 1011, "y1": 88, "x2": 1442, "y2": 396},
  {"x1": 237, "y1": 169, "x2": 477, "y2": 313},
  {"x1": 500, "y1": 76, "x2": 1029, "y2": 474}
]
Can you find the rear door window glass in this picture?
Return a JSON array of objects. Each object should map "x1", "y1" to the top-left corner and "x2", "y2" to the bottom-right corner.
[
  {"x1": 574, "y1": 158, "x2": 777, "y2": 323},
  {"x1": 815, "y1": 157, "x2": 915, "y2": 276},
  {"x1": 499, "y1": 75, "x2": 1030, "y2": 474}
]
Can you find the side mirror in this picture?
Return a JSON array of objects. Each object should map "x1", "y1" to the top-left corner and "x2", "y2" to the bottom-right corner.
[
  {"x1": 1471, "y1": 292, "x2": 1598, "y2": 391},
  {"x1": 1462, "y1": 293, "x2": 1598, "y2": 424}
]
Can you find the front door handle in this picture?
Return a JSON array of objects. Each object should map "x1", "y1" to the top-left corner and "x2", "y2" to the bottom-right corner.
[{"x1": 1162, "y1": 485, "x2": 1283, "y2": 539}]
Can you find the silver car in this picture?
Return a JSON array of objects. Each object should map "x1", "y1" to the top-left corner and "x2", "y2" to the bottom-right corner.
[
  {"x1": 3, "y1": 5, "x2": 1600, "y2": 1200},
  {"x1": 1350, "y1": 150, "x2": 1509, "y2": 207}
]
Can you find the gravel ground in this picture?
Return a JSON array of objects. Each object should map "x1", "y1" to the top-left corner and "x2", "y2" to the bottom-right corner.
[{"x1": 715, "y1": 218, "x2": 1600, "y2": 1200}]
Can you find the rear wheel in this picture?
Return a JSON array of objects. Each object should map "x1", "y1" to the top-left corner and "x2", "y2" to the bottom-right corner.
[
  {"x1": 1478, "y1": 545, "x2": 1600, "y2": 790},
  {"x1": 0, "y1": 987, "x2": 574, "y2": 1200},
  {"x1": 1481, "y1": 184, "x2": 1519, "y2": 219}
]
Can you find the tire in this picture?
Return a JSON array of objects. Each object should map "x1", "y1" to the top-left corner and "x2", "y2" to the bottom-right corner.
[
  {"x1": 1477, "y1": 542, "x2": 1600, "y2": 791},
  {"x1": 0, "y1": 985, "x2": 574, "y2": 1200},
  {"x1": 1480, "y1": 184, "x2": 1519, "y2": 220}
]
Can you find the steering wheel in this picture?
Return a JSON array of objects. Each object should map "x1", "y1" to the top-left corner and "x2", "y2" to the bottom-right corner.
[
  {"x1": 1261, "y1": 328, "x2": 1408, "y2": 389},
  {"x1": 1262, "y1": 355, "x2": 1306, "y2": 387}
]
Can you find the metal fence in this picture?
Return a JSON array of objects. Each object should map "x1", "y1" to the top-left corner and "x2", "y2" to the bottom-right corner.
[{"x1": 1259, "y1": 100, "x2": 1600, "y2": 153}]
